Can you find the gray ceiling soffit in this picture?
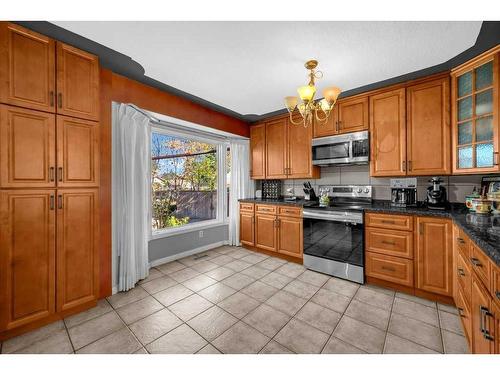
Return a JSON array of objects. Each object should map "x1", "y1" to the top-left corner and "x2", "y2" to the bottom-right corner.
[
  {"x1": 14, "y1": 21, "x2": 248, "y2": 123},
  {"x1": 14, "y1": 21, "x2": 499, "y2": 124}
]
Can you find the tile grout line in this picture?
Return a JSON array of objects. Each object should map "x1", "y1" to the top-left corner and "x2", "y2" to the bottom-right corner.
[
  {"x1": 62, "y1": 319, "x2": 76, "y2": 354},
  {"x1": 381, "y1": 291, "x2": 396, "y2": 354}
]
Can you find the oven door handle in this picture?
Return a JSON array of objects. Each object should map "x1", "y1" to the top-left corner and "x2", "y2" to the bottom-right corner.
[{"x1": 303, "y1": 211, "x2": 362, "y2": 224}]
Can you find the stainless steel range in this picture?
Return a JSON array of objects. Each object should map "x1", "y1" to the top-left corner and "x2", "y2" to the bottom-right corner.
[{"x1": 302, "y1": 185, "x2": 372, "y2": 284}]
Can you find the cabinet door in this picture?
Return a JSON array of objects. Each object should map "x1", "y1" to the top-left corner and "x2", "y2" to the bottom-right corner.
[
  {"x1": 369, "y1": 88, "x2": 406, "y2": 176},
  {"x1": 250, "y1": 124, "x2": 265, "y2": 179},
  {"x1": 0, "y1": 22, "x2": 56, "y2": 112},
  {"x1": 287, "y1": 116, "x2": 317, "y2": 178},
  {"x1": 313, "y1": 107, "x2": 337, "y2": 138},
  {"x1": 337, "y1": 96, "x2": 369, "y2": 134},
  {"x1": 277, "y1": 216, "x2": 303, "y2": 258},
  {"x1": 0, "y1": 105, "x2": 56, "y2": 188},
  {"x1": 265, "y1": 118, "x2": 287, "y2": 179},
  {"x1": 240, "y1": 211, "x2": 254, "y2": 246},
  {"x1": 415, "y1": 217, "x2": 453, "y2": 296},
  {"x1": 452, "y1": 53, "x2": 499, "y2": 174},
  {"x1": 0, "y1": 190, "x2": 56, "y2": 331},
  {"x1": 56, "y1": 42, "x2": 99, "y2": 121},
  {"x1": 255, "y1": 214, "x2": 277, "y2": 252},
  {"x1": 57, "y1": 115, "x2": 99, "y2": 187},
  {"x1": 56, "y1": 189, "x2": 99, "y2": 312},
  {"x1": 471, "y1": 276, "x2": 494, "y2": 354},
  {"x1": 407, "y1": 77, "x2": 451, "y2": 175}
]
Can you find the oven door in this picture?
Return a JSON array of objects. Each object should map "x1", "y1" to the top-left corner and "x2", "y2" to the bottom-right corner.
[
  {"x1": 302, "y1": 212, "x2": 364, "y2": 283},
  {"x1": 312, "y1": 141, "x2": 351, "y2": 165}
]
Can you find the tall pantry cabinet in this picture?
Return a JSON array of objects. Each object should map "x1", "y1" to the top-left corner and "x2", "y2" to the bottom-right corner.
[{"x1": 0, "y1": 22, "x2": 100, "y2": 339}]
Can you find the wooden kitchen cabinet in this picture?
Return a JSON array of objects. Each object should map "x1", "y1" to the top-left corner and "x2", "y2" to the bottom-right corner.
[
  {"x1": 56, "y1": 115, "x2": 100, "y2": 187},
  {"x1": 493, "y1": 301, "x2": 500, "y2": 354},
  {"x1": 406, "y1": 77, "x2": 451, "y2": 175},
  {"x1": 0, "y1": 22, "x2": 56, "y2": 113},
  {"x1": 471, "y1": 275, "x2": 494, "y2": 353},
  {"x1": 249, "y1": 124, "x2": 265, "y2": 179},
  {"x1": 369, "y1": 88, "x2": 406, "y2": 176},
  {"x1": 456, "y1": 286, "x2": 473, "y2": 346},
  {"x1": 337, "y1": 96, "x2": 369, "y2": 134},
  {"x1": 254, "y1": 213, "x2": 277, "y2": 252},
  {"x1": 277, "y1": 215, "x2": 303, "y2": 258},
  {"x1": 0, "y1": 105, "x2": 56, "y2": 188},
  {"x1": 0, "y1": 190, "x2": 56, "y2": 331},
  {"x1": 451, "y1": 47, "x2": 499, "y2": 174},
  {"x1": 265, "y1": 118, "x2": 288, "y2": 179},
  {"x1": 56, "y1": 189, "x2": 99, "y2": 312},
  {"x1": 415, "y1": 217, "x2": 453, "y2": 296},
  {"x1": 239, "y1": 211, "x2": 255, "y2": 247},
  {"x1": 56, "y1": 42, "x2": 100, "y2": 121},
  {"x1": 313, "y1": 106, "x2": 337, "y2": 138}
]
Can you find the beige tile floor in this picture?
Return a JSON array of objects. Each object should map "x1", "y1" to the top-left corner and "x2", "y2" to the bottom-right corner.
[{"x1": 0, "y1": 245, "x2": 469, "y2": 354}]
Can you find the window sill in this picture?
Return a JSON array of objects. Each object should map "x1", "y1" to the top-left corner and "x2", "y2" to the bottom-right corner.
[{"x1": 150, "y1": 219, "x2": 228, "y2": 240}]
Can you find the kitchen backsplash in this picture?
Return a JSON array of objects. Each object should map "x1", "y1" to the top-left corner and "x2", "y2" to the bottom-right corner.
[{"x1": 257, "y1": 165, "x2": 485, "y2": 203}]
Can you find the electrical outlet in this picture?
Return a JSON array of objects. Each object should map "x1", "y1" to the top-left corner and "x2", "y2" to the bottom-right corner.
[{"x1": 199, "y1": 230, "x2": 204, "y2": 238}]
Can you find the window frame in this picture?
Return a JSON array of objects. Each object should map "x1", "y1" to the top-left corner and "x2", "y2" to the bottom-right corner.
[{"x1": 149, "y1": 123, "x2": 230, "y2": 240}]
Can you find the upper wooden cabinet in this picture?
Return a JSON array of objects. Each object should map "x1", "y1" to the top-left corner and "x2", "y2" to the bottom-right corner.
[
  {"x1": 369, "y1": 88, "x2": 406, "y2": 176},
  {"x1": 451, "y1": 47, "x2": 499, "y2": 174},
  {"x1": 0, "y1": 189, "x2": 56, "y2": 332},
  {"x1": 265, "y1": 118, "x2": 288, "y2": 179},
  {"x1": 415, "y1": 217, "x2": 453, "y2": 297},
  {"x1": 56, "y1": 116, "x2": 100, "y2": 188},
  {"x1": 258, "y1": 116, "x2": 319, "y2": 180},
  {"x1": 313, "y1": 106, "x2": 337, "y2": 138},
  {"x1": 56, "y1": 43, "x2": 100, "y2": 121},
  {"x1": 56, "y1": 189, "x2": 99, "y2": 312},
  {"x1": 0, "y1": 22, "x2": 56, "y2": 113},
  {"x1": 337, "y1": 96, "x2": 369, "y2": 134},
  {"x1": 0, "y1": 105, "x2": 56, "y2": 188},
  {"x1": 406, "y1": 77, "x2": 451, "y2": 175},
  {"x1": 250, "y1": 124, "x2": 265, "y2": 179}
]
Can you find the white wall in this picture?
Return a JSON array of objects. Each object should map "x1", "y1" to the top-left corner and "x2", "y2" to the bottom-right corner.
[{"x1": 281, "y1": 164, "x2": 482, "y2": 203}]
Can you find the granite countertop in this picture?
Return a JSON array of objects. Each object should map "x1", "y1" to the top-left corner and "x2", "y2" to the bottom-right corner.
[{"x1": 238, "y1": 197, "x2": 500, "y2": 266}]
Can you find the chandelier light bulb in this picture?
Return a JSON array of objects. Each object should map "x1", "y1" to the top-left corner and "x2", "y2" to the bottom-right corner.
[{"x1": 297, "y1": 85, "x2": 316, "y2": 102}]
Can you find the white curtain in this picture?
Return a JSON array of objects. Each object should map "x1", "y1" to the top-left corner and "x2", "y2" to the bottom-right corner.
[
  {"x1": 112, "y1": 103, "x2": 151, "y2": 292},
  {"x1": 228, "y1": 139, "x2": 255, "y2": 246}
]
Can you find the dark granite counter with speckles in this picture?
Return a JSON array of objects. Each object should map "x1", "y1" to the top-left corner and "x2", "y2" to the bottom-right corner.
[{"x1": 238, "y1": 198, "x2": 500, "y2": 266}]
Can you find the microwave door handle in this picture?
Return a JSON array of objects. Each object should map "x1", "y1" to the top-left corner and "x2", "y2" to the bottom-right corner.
[{"x1": 348, "y1": 141, "x2": 353, "y2": 159}]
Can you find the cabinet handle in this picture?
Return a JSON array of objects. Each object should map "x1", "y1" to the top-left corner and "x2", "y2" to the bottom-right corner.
[
  {"x1": 58, "y1": 167, "x2": 63, "y2": 182},
  {"x1": 381, "y1": 240, "x2": 396, "y2": 245},
  {"x1": 58, "y1": 93, "x2": 62, "y2": 108},
  {"x1": 50, "y1": 194, "x2": 55, "y2": 210},
  {"x1": 49, "y1": 91, "x2": 54, "y2": 107},
  {"x1": 470, "y1": 257, "x2": 482, "y2": 267},
  {"x1": 408, "y1": 160, "x2": 412, "y2": 171},
  {"x1": 49, "y1": 167, "x2": 55, "y2": 182},
  {"x1": 457, "y1": 268, "x2": 465, "y2": 277},
  {"x1": 496, "y1": 291, "x2": 500, "y2": 300},
  {"x1": 494, "y1": 151, "x2": 499, "y2": 166},
  {"x1": 402, "y1": 160, "x2": 406, "y2": 171},
  {"x1": 480, "y1": 306, "x2": 494, "y2": 341},
  {"x1": 58, "y1": 194, "x2": 63, "y2": 209},
  {"x1": 381, "y1": 220, "x2": 395, "y2": 224},
  {"x1": 457, "y1": 237, "x2": 465, "y2": 244},
  {"x1": 457, "y1": 307, "x2": 466, "y2": 318},
  {"x1": 381, "y1": 266, "x2": 396, "y2": 272},
  {"x1": 335, "y1": 121, "x2": 339, "y2": 132}
]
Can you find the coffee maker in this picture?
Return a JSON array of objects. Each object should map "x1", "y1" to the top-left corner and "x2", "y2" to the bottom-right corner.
[
  {"x1": 390, "y1": 178, "x2": 417, "y2": 207},
  {"x1": 425, "y1": 177, "x2": 449, "y2": 210}
]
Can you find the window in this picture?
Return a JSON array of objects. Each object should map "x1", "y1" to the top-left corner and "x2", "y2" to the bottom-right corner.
[{"x1": 151, "y1": 127, "x2": 229, "y2": 235}]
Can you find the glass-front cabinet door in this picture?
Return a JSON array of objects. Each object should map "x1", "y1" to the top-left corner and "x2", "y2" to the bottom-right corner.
[{"x1": 452, "y1": 48, "x2": 499, "y2": 173}]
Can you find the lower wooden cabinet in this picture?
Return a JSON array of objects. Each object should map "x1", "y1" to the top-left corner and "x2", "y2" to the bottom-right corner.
[
  {"x1": 455, "y1": 285, "x2": 472, "y2": 345},
  {"x1": 56, "y1": 189, "x2": 99, "y2": 312},
  {"x1": 239, "y1": 211, "x2": 254, "y2": 247},
  {"x1": 365, "y1": 252, "x2": 414, "y2": 287},
  {"x1": 415, "y1": 217, "x2": 453, "y2": 296},
  {"x1": 276, "y1": 216, "x2": 303, "y2": 258},
  {"x1": 255, "y1": 213, "x2": 277, "y2": 252},
  {"x1": 0, "y1": 190, "x2": 56, "y2": 331},
  {"x1": 471, "y1": 275, "x2": 495, "y2": 354}
]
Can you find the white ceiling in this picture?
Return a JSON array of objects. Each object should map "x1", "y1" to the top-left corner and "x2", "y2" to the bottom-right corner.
[{"x1": 54, "y1": 21, "x2": 482, "y2": 116}]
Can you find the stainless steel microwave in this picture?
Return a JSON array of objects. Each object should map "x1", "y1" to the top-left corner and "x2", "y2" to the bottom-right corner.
[{"x1": 312, "y1": 130, "x2": 369, "y2": 166}]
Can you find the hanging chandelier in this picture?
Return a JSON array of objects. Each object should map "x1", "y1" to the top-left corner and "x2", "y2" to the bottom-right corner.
[{"x1": 284, "y1": 59, "x2": 341, "y2": 128}]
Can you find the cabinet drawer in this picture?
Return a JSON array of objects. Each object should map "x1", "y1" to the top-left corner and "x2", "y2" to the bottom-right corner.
[
  {"x1": 239, "y1": 202, "x2": 255, "y2": 212},
  {"x1": 456, "y1": 249, "x2": 472, "y2": 305},
  {"x1": 278, "y1": 206, "x2": 302, "y2": 218},
  {"x1": 456, "y1": 285, "x2": 472, "y2": 346},
  {"x1": 365, "y1": 227, "x2": 413, "y2": 259},
  {"x1": 469, "y1": 242, "x2": 491, "y2": 291},
  {"x1": 365, "y1": 213, "x2": 413, "y2": 231},
  {"x1": 455, "y1": 227, "x2": 470, "y2": 258},
  {"x1": 365, "y1": 252, "x2": 414, "y2": 287},
  {"x1": 256, "y1": 204, "x2": 277, "y2": 215}
]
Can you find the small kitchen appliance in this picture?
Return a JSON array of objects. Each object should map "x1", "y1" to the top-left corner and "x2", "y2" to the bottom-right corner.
[
  {"x1": 390, "y1": 178, "x2": 417, "y2": 207},
  {"x1": 312, "y1": 130, "x2": 369, "y2": 166},
  {"x1": 425, "y1": 177, "x2": 449, "y2": 210}
]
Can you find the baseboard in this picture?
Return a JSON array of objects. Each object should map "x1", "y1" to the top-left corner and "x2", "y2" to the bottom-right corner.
[{"x1": 148, "y1": 240, "x2": 229, "y2": 268}]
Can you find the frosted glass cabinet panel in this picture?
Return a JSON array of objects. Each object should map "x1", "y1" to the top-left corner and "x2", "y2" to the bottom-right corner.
[{"x1": 452, "y1": 50, "x2": 499, "y2": 173}]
